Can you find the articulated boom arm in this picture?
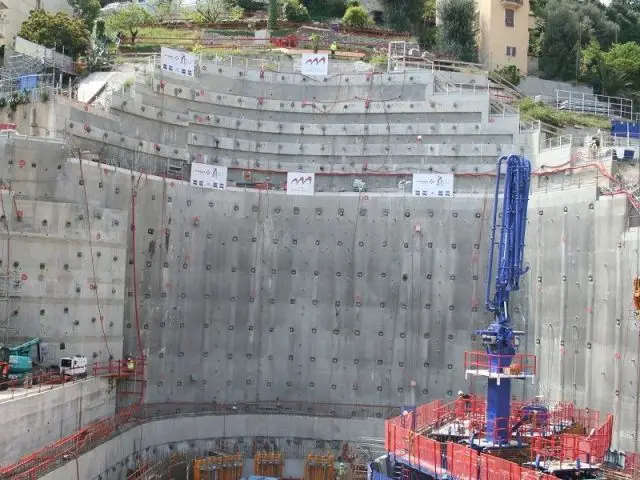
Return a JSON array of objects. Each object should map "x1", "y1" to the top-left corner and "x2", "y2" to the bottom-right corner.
[
  {"x1": 9, "y1": 337, "x2": 41, "y2": 357},
  {"x1": 481, "y1": 155, "x2": 531, "y2": 354}
]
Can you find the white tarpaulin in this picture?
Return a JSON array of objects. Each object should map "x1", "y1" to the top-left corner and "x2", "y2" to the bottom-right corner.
[
  {"x1": 161, "y1": 47, "x2": 196, "y2": 77},
  {"x1": 300, "y1": 53, "x2": 329, "y2": 76},
  {"x1": 286, "y1": 172, "x2": 315, "y2": 196},
  {"x1": 190, "y1": 163, "x2": 227, "y2": 190},
  {"x1": 412, "y1": 173, "x2": 454, "y2": 197}
]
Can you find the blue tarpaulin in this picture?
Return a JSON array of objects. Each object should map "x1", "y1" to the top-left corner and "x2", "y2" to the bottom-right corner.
[
  {"x1": 611, "y1": 120, "x2": 640, "y2": 138},
  {"x1": 18, "y1": 75, "x2": 38, "y2": 92}
]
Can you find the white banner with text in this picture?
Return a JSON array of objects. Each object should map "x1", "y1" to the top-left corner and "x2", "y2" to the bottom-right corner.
[
  {"x1": 161, "y1": 47, "x2": 196, "y2": 77},
  {"x1": 286, "y1": 172, "x2": 315, "y2": 196},
  {"x1": 412, "y1": 173, "x2": 454, "y2": 197},
  {"x1": 190, "y1": 163, "x2": 227, "y2": 190},
  {"x1": 300, "y1": 53, "x2": 329, "y2": 76}
]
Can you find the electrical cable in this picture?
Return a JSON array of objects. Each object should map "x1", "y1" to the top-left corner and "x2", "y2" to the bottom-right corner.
[
  {"x1": 78, "y1": 157, "x2": 112, "y2": 359},
  {"x1": 130, "y1": 170, "x2": 146, "y2": 403}
]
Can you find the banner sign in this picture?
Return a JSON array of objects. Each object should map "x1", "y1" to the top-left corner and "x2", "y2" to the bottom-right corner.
[
  {"x1": 412, "y1": 173, "x2": 454, "y2": 197},
  {"x1": 190, "y1": 163, "x2": 227, "y2": 190},
  {"x1": 161, "y1": 47, "x2": 196, "y2": 77},
  {"x1": 300, "y1": 53, "x2": 329, "y2": 76},
  {"x1": 287, "y1": 172, "x2": 315, "y2": 196}
]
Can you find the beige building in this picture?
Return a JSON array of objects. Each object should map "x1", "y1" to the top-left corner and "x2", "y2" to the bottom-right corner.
[
  {"x1": 0, "y1": 0, "x2": 73, "y2": 48},
  {"x1": 476, "y1": 0, "x2": 531, "y2": 74}
]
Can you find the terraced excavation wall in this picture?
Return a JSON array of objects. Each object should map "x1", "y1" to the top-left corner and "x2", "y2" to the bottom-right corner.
[{"x1": 2, "y1": 57, "x2": 639, "y2": 452}]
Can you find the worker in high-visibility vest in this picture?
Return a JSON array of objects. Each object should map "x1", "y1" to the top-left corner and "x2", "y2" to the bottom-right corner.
[
  {"x1": 127, "y1": 357, "x2": 135, "y2": 371},
  {"x1": 337, "y1": 461, "x2": 346, "y2": 480},
  {"x1": 330, "y1": 42, "x2": 337, "y2": 58}
]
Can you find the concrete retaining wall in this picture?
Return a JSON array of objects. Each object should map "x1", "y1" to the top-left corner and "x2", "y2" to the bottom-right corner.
[
  {"x1": 41, "y1": 414, "x2": 383, "y2": 480},
  {"x1": 0, "y1": 377, "x2": 116, "y2": 464}
]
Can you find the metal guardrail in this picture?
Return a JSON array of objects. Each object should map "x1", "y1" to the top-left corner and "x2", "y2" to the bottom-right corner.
[
  {"x1": 14, "y1": 37, "x2": 75, "y2": 75},
  {"x1": 541, "y1": 134, "x2": 572, "y2": 151},
  {"x1": 555, "y1": 89, "x2": 633, "y2": 120}
]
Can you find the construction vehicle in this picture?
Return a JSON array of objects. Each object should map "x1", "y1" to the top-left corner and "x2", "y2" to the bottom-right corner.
[
  {"x1": 59, "y1": 355, "x2": 88, "y2": 378},
  {"x1": 0, "y1": 338, "x2": 87, "y2": 390},
  {"x1": 470, "y1": 154, "x2": 533, "y2": 446},
  {"x1": 0, "y1": 337, "x2": 41, "y2": 389}
]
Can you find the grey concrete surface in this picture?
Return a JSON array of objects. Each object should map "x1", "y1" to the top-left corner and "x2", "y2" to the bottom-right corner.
[
  {"x1": 0, "y1": 377, "x2": 116, "y2": 464},
  {"x1": 40, "y1": 414, "x2": 384, "y2": 480},
  {"x1": 1, "y1": 59, "x2": 638, "y2": 465}
]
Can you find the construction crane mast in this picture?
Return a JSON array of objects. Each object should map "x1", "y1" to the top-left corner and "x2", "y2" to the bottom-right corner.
[{"x1": 477, "y1": 154, "x2": 532, "y2": 446}]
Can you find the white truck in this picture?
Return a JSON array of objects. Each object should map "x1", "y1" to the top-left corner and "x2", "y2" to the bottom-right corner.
[{"x1": 59, "y1": 355, "x2": 88, "y2": 378}]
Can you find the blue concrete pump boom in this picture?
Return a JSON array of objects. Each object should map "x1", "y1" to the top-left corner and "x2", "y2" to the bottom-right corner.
[{"x1": 477, "y1": 154, "x2": 531, "y2": 446}]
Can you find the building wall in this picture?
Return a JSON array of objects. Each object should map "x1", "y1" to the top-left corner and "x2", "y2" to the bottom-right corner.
[
  {"x1": 0, "y1": 0, "x2": 73, "y2": 48},
  {"x1": 478, "y1": 0, "x2": 530, "y2": 74}
]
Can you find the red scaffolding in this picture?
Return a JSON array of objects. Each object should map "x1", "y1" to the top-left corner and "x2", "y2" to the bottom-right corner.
[{"x1": 385, "y1": 399, "x2": 615, "y2": 480}]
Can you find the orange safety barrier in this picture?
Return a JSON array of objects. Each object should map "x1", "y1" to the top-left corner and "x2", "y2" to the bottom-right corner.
[
  {"x1": 304, "y1": 454, "x2": 335, "y2": 480},
  {"x1": 479, "y1": 454, "x2": 556, "y2": 480},
  {"x1": 254, "y1": 452, "x2": 283, "y2": 477},
  {"x1": 386, "y1": 402, "x2": 615, "y2": 480},
  {"x1": 464, "y1": 351, "x2": 537, "y2": 377},
  {"x1": 447, "y1": 442, "x2": 478, "y2": 480},
  {"x1": 193, "y1": 454, "x2": 243, "y2": 480},
  {"x1": 0, "y1": 404, "x2": 141, "y2": 479},
  {"x1": 624, "y1": 451, "x2": 640, "y2": 476}
]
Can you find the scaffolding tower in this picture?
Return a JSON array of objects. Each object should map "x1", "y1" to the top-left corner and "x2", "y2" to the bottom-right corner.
[{"x1": 0, "y1": 273, "x2": 23, "y2": 344}]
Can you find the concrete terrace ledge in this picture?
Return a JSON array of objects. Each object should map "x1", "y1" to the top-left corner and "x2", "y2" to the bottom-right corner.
[
  {"x1": 8, "y1": 401, "x2": 393, "y2": 480},
  {"x1": 67, "y1": 122, "x2": 521, "y2": 167},
  {"x1": 147, "y1": 78, "x2": 491, "y2": 115},
  {"x1": 160, "y1": 62, "x2": 490, "y2": 90},
  {"x1": 110, "y1": 96, "x2": 519, "y2": 137}
]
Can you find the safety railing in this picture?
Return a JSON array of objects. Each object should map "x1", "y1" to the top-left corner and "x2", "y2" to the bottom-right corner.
[
  {"x1": 92, "y1": 357, "x2": 146, "y2": 378},
  {"x1": 434, "y1": 78, "x2": 490, "y2": 96},
  {"x1": 542, "y1": 134, "x2": 573, "y2": 151},
  {"x1": 464, "y1": 351, "x2": 537, "y2": 377},
  {"x1": 386, "y1": 422, "x2": 558, "y2": 480},
  {"x1": 0, "y1": 369, "x2": 91, "y2": 400},
  {"x1": 138, "y1": 401, "x2": 399, "y2": 420},
  {"x1": 490, "y1": 100, "x2": 520, "y2": 117},
  {"x1": 519, "y1": 119, "x2": 541, "y2": 133},
  {"x1": 529, "y1": 414, "x2": 612, "y2": 463}
]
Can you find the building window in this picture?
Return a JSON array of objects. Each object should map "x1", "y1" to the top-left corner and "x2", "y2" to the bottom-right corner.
[
  {"x1": 505, "y1": 8, "x2": 514, "y2": 27},
  {"x1": 506, "y1": 46, "x2": 517, "y2": 57}
]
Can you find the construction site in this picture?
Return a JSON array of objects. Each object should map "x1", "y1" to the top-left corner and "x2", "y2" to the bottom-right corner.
[{"x1": 0, "y1": 37, "x2": 638, "y2": 480}]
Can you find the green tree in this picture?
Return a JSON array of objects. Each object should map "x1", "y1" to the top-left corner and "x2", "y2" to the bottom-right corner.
[
  {"x1": 18, "y1": 10, "x2": 90, "y2": 58},
  {"x1": 537, "y1": 0, "x2": 619, "y2": 81},
  {"x1": 384, "y1": 0, "x2": 424, "y2": 32},
  {"x1": 493, "y1": 65, "x2": 522, "y2": 86},
  {"x1": 537, "y1": 0, "x2": 581, "y2": 80},
  {"x1": 152, "y1": 0, "x2": 182, "y2": 22},
  {"x1": 342, "y1": 5, "x2": 371, "y2": 27},
  {"x1": 436, "y1": 0, "x2": 478, "y2": 62},
  {"x1": 192, "y1": 0, "x2": 227, "y2": 23},
  {"x1": 268, "y1": 0, "x2": 279, "y2": 29},
  {"x1": 282, "y1": 0, "x2": 309, "y2": 22},
  {"x1": 606, "y1": 0, "x2": 640, "y2": 44},
  {"x1": 419, "y1": 0, "x2": 438, "y2": 49},
  {"x1": 581, "y1": 40, "x2": 632, "y2": 96},
  {"x1": 603, "y1": 42, "x2": 640, "y2": 90},
  {"x1": 67, "y1": 0, "x2": 101, "y2": 27},
  {"x1": 104, "y1": 4, "x2": 152, "y2": 44}
]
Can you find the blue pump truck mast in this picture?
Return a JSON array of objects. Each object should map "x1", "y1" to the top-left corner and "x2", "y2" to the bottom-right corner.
[{"x1": 477, "y1": 154, "x2": 531, "y2": 446}]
